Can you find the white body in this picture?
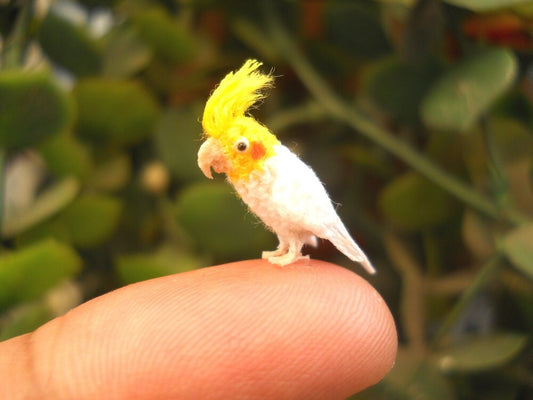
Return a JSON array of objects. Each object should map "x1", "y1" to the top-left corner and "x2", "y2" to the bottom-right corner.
[{"x1": 233, "y1": 145, "x2": 375, "y2": 274}]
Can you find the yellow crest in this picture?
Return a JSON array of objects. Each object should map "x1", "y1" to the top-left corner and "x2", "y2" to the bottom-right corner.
[{"x1": 202, "y1": 59, "x2": 273, "y2": 140}]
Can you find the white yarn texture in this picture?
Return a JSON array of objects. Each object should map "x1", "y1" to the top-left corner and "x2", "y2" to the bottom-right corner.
[{"x1": 233, "y1": 144, "x2": 375, "y2": 274}]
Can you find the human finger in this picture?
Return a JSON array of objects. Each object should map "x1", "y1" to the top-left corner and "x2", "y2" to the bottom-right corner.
[{"x1": 0, "y1": 259, "x2": 397, "y2": 400}]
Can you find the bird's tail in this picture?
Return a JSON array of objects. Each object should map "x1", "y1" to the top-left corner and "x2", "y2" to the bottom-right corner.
[{"x1": 329, "y1": 224, "x2": 376, "y2": 275}]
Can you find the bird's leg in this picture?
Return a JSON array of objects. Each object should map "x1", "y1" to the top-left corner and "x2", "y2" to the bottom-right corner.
[
  {"x1": 262, "y1": 238, "x2": 289, "y2": 259},
  {"x1": 266, "y1": 239, "x2": 307, "y2": 266}
]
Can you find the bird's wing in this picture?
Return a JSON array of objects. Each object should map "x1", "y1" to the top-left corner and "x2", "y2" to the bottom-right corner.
[
  {"x1": 267, "y1": 146, "x2": 337, "y2": 232},
  {"x1": 267, "y1": 146, "x2": 375, "y2": 274}
]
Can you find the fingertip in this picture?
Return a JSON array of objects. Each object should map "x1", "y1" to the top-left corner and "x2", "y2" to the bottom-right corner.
[
  {"x1": 278, "y1": 259, "x2": 397, "y2": 395},
  {"x1": 5, "y1": 259, "x2": 397, "y2": 400},
  {"x1": 141, "y1": 258, "x2": 398, "y2": 398},
  {"x1": 181, "y1": 259, "x2": 398, "y2": 396}
]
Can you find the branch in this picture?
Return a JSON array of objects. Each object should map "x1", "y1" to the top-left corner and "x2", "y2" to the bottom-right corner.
[{"x1": 262, "y1": 2, "x2": 525, "y2": 225}]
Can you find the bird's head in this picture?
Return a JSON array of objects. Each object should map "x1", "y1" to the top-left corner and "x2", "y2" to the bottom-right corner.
[{"x1": 198, "y1": 60, "x2": 280, "y2": 183}]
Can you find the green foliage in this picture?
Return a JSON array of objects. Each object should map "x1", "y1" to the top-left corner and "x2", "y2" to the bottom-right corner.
[
  {"x1": 503, "y1": 223, "x2": 533, "y2": 279},
  {"x1": 131, "y1": 6, "x2": 195, "y2": 64},
  {"x1": 116, "y1": 245, "x2": 206, "y2": 285},
  {"x1": 324, "y1": 1, "x2": 390, "y2": 58},
  {"x1": 0, "y1": 71, "x2": 73, "y2": 149},
  {"x1": 101, "y1": 24, "x2": 152, "y2": 79},
  {"x1": 421, "y1": 48, "x2": 518, "y2": 132},
  {"x1": 379, "y1": 172, "x2": 458, "y2": 230},
  {"x1": 363, "y1": 58, "x2": 440, "y2": 124},
  {"x1": 59, "y1": 195, "x2": 123, "y2": 248},
  {"x1": 0, "y1": 239, "x2": 81, "y2": 309},
  {"x1": 0, "y1": 1, "x2": 532, "y2": 398},
  {"x1": 17, "y1": 194, "x2": 123, "y2": 249},
  {"x1": 443, "y1": 0, "x2": 533, "y2": 11},
  {"x1": 176, "y1": 183, "x2": 275, "y2": 259},
  {"x1": 432, "y1": 333, "x2": 528, "y2": 373},
  {"x1": 3, "y1": 178, "x2": 81, "y2": 238},
  {"x1": 154, "y1": 107, "x2": 205, "y2": 181},
  {"x1": 87, "y1": 152, "x2": 132, "y2": 192},
  {"x1": 37, "y1": 7, "x2": 102, "y2": 76},
  {"x1": 39, "y1": 134, "x2": 92, "y2": 179},
  {"x1": 0, "y1": 301, "x2": 53, "y2": 341},
  {"x1": 74, "y1": 78, "x2": 159, "y2": 145},
  {"x1": 374, "y1": 354, "x2": 456, "y2": 400}
]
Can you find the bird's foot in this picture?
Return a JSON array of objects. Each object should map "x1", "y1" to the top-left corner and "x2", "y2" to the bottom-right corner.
[
  {"x1": 266, "y1": 251, "x2": 309, "y2": 267},
  {"x1": 262, "y1": 249, "x2": 285, "y2": 259},
  {"x1": 262, "y1": 244, "x2": 289, "y2": 259}
]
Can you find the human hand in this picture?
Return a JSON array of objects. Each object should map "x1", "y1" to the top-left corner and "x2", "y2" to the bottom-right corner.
[{"x1": 0, "y1": 259, "x2": 397, "y2": 399}]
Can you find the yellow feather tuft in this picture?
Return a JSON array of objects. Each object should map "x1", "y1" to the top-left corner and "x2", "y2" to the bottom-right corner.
[{"x1": 202, "y1": 59, "x2": 273, "y2": 140}]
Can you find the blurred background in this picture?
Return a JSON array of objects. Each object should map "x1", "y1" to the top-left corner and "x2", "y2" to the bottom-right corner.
[{"x1": 0, "y1": 0, "x2": 532, "y2": 398}]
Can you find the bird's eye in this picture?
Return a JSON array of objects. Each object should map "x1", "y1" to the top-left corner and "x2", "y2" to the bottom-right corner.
[{"x1": 234, "y1": 137, "x2": 249, "y2": 153}]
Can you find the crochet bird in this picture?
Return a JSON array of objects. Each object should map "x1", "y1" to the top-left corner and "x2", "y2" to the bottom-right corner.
[{"x1": 197, "y1": 60, "x2": 375, "y2": 274}]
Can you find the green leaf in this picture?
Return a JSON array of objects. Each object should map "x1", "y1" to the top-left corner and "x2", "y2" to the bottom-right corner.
[
  {"x1": 2, "y1": 178, "x2": 81, "y2": 238},
  {"x1": 463, "y1": 118, "x2": 533, "y2": 190},
  {"x1": 507, "y1": 158, "x2": 533, "y2": 216},
  {"x1": 375, "y1": 348, "x2": 455, "y2": 400},
  {"x1": 39, "y1": 134, "x2": 92, "y2": 180},
  {"x1": 87, "y1": 153, "x2": 132, "y2": 192},
  {"x1": 433, "y1": 333, "x2": 528, "y2": 373},
  {"x1": 0, "y1": 301, "x2": 53, "y2": 341},
  {"x1": 74, "y1": 78, "x2": 159, "y2": 145},
  {"x1": 379, "y1": 172, "x2": 458, "y2": 230},
  {"x1": 486, "y1": 118, "x2": 533, "y2": 163},
  {"x1": 0, "y1": 239, "x2": 82, "y2": 309},
  {"x1": 341, "y1": 144, "x2": 392, "y2": 177},
  {"x1": 421, "y1": 48, "x2": 517, "y2": 132},
  {"x1": 0, "y1": 71, "x2": 73, "y2": 150},
  {"x1": 60, "y1": 195, "x2": 123, "y2": 248},
  {"x1": 175, "y1": 183, "x2": 275, "y2": 259},
  {"x1": 0, "y1": 280, "x2": 81, "y2": 340},
  {"x1": 132, "y1": 7, "x2": 194, "y2": 64},
  {"x1": 230, "y1": 17, "x2": 281, "y2": 64},
  {"x1": 115, "y1": 245, "x2": 206, "y2": 285},
  {"x1": 18, "y1": 193, "x2": 124, "y2": 248},
  {"x1": 324, "y1": 2, "x2": 390, "y2": 59},
  {"x1": 154, "y1": 107, "x2": 204, "y2": 181},
  {"x1": 443, "y1": 0, "x2": 532, "y2": 12},
  {"x1": 15, "y1": 219, "x2": 71, "y2": 248},
  {"x1": 502, "y1": 223, "x2": 533, "y2": 279},
  {"x1": 362, "y1": 58, "x2": 440, "y2": 124},
  {"x1": 37, "y1": 8, "x2": 101, "y2": 76},
  {"x1": 513, "y1": 3, "x2": 533, "y2": 17},
  {"x1": 102, "y1": 25, "x2": 152, "y2": 78}
]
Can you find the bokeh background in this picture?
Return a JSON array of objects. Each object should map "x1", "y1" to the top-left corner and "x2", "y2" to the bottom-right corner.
[{"x1": 1, "y1": 0, "x2": 532, "y2": 398}]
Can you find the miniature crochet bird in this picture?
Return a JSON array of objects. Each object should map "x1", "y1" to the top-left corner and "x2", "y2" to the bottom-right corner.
[{"x1": 197, "y1": 59, "x2": 375, "y2": 274}]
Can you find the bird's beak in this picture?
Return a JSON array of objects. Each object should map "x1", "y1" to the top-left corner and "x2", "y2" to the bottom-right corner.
[{"x1": 197, "y1": 137, "x2": 231, "y2": 179}]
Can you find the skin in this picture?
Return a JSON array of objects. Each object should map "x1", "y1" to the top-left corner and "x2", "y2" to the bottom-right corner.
[{"x1": 0, "y1": 259, "x2": 397, "y2": 400}]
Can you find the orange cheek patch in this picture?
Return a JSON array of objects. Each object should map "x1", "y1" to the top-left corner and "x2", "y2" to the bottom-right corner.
[{"x1": 250, "y1": 141, "x2": 266, "y2": 160}]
